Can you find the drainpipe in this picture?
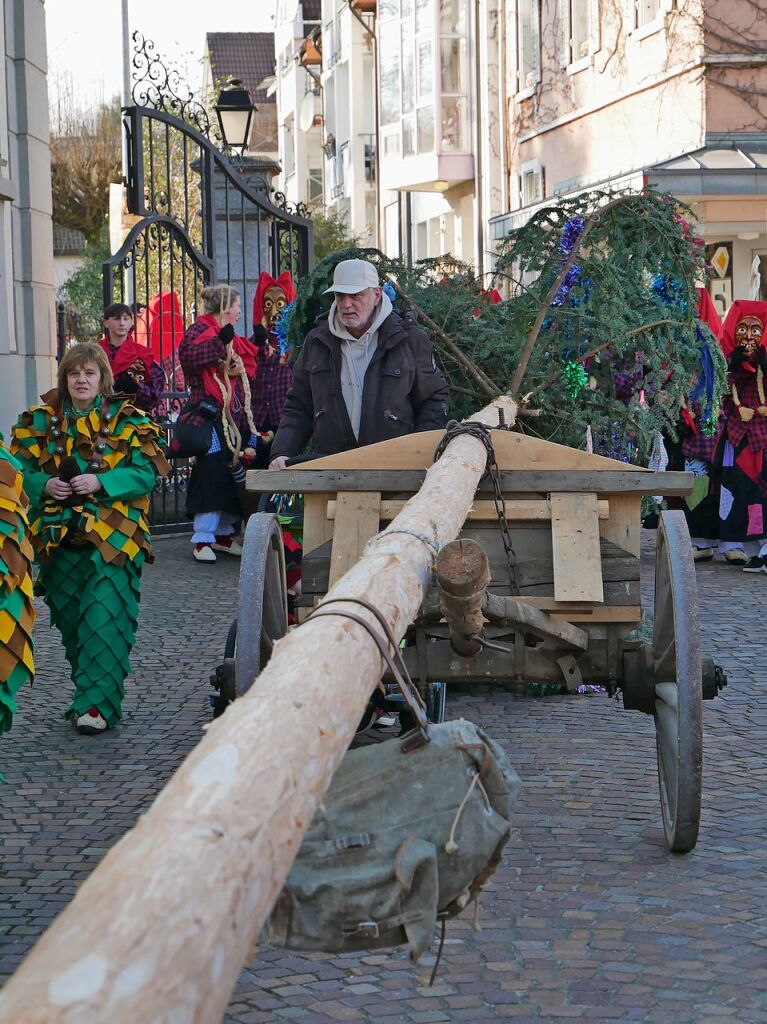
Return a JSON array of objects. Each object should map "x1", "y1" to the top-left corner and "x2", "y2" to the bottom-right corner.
[{"x1": 474, "y1": 0, "x2": 484, "y2": 280}]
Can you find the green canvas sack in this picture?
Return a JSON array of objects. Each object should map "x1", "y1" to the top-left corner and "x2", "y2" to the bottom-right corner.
[{"x1": 265, "y1": 718, "x2": 521, "y2": 960}]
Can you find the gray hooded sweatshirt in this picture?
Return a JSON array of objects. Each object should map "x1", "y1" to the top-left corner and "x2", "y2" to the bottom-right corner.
[{"x1": 327, "y1": 292, "x2": 394, "y2": 439}]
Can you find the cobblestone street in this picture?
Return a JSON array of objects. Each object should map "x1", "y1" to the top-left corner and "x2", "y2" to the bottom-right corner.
[{"x1": 1, "y1": 532, "x2": 766, "y2": 1022}]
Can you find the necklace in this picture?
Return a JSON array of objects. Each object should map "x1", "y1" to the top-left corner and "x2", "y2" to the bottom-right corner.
[{"x1": 48, "y1": 399, "x2": 113, "y2": 472}]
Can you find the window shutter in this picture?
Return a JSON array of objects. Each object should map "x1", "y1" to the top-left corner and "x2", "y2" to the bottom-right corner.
[
  {"x1": 589, "y1": 0, "x2": 601, "y2": 54},
  {"x1": 530, "y1": 0, "x2": 542, "y2": 85},
  {"x1": 560, "y1": 0, "x2": 570, "y2": 67}
]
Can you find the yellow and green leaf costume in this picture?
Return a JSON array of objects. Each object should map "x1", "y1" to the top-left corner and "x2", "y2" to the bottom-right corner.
[
  {"x1": 10, "y1": 391, "x2": 169, "y2": 728},
  {"x1": 0, "y1": 442, "x2": 35, "y2": 736}
]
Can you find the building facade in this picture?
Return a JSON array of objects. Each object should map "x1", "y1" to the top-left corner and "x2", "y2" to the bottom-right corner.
[
  {"x1": 0, "y1": 0, "x2": 55, "y2": 437},
  {"x1": 273, "y1": 0, "x2": 324, "y2": 212},
  {"x1": 490, "y1": 0, "x2": 767, "y2": 314}
]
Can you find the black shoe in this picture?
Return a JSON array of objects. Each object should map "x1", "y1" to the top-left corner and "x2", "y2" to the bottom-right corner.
[{"x1": 743, "y1": 556, "x2": 767, "y2": 574}]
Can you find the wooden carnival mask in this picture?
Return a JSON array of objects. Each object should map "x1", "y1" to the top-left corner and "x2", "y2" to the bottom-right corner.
[
  {"x1": 735, "y1": 314, "x2": 764, "y2": 356},
  {"x1": 261, "y1": 286, "x2": 289, "y2": 331}
]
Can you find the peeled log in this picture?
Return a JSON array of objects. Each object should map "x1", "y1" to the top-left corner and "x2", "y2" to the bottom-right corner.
[
  {"x1": 435, "y1": 538, "x2": 490, "y2": 657},
  {"x1": 0, "y1": 398, "x2": 518, "y2": 1024}
]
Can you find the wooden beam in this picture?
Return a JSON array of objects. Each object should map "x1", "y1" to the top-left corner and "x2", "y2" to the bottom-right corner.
[
  {"x1": 327, "y1": 498, "x2": 611, "y2": 522},
  {"x1": 0, "y1": 398, "x2": 519, "y2": 1024},
  {"x1": 482, "y1": 592, "x2": 589, "y2": 650},
  {"x1": 327, "y1": 491, "x2": 381, "y2": 587},
  {"x1": 302, "y1": 492, "x2": 335, "y2": 555},
  {"x1": 513, "y1": 599, "x2": 642, "y2": 624},
  {"x1": 247, "y1": 468, "x2": 694, "y2": 497}
]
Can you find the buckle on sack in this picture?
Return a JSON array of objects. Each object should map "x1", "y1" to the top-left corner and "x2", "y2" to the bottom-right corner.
[
  {"x1": 343, "y1": 920, "x2": 380, "y2": 939},
  {"x1": 335, "y1": 833, "x2": 372, "y2": 851}
]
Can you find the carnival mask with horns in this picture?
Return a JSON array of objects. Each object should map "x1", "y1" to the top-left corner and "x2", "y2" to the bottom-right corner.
[{"x1": 252, "y1": 271, "x2": 296, "y2": 335}]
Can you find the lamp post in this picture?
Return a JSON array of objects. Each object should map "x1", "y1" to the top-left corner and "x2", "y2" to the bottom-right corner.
[{"x1": 214, "y1": 78, "x2": 255, "y2": 152}]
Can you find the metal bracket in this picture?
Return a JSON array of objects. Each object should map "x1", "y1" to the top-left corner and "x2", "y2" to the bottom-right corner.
[{"x1": 557, "y1": 654, "x2": 583, "y2": 693}]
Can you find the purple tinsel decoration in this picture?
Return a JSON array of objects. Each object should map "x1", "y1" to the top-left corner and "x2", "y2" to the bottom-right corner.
[
  {"x1": 552, "y1": 217, "x2": 585, "y2": 306},
  {"x1": 559, "y1": 216, "x2": 584, "y2": 256}
]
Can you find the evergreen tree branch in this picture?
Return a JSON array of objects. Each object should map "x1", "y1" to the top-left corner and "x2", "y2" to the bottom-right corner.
[
  {"x1": 385, "y1": 276, "x2": 502, "y2": 398},
  {"x1": 508, "y1": 193, "x2": 637, "y2": 396},
  {"x1": 519, "y1": 318, "x2": 681, "y2": 401}
]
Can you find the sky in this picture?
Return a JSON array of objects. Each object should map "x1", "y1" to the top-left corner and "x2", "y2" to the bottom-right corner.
[{"x1": 45, "y1": 0, "x2": 277, "y2": 116}]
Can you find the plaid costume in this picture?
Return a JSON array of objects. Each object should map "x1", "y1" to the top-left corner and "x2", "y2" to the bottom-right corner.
[{"x1": 251, "y1": 346, "x2": 293, "y2": 431}]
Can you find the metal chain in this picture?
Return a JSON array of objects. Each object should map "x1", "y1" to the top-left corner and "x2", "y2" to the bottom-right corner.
[{"x1": 434, "y1": 421, "x2": 520, "y2": 595}]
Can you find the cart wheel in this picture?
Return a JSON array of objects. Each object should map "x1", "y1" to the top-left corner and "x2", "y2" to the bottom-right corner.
[
  {"x1": 210, "y1": 619, "x2": 238, "y2": 718},
  {"x1": 652, "y1": 510, "x2": 703, "y2": 853},
  {"x1": 235, "y1": 513, "x2": 289, "y2": 697},
  {"x1": 425, "y1": 681, "x2": 447, "y2": 724}
]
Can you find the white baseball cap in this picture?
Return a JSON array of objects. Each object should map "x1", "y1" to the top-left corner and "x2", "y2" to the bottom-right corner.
[{"x1": 323, "y1": 258, "x2": 380, "y2": 294}]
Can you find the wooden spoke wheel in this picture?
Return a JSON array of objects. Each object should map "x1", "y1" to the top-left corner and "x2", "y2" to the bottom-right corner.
[
  {"x1": 234, "y1": 513, "x2": 289, "y2": 698},
  {"x1": 652, "y1": 510, "x2": 703, "y2": 853}
]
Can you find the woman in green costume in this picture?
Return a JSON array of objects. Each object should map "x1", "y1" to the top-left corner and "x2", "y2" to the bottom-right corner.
[
  {"x1": 11, "y1": 343, "x2": 169, "y2": 735},
  {"x1": 0, "y1": 440, "x2": 35, "y2": 735}
]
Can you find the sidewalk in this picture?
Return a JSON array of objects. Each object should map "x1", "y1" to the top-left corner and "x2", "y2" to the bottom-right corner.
[{"x1": 1, "y1": 533, "x2": 767, "y2": 1022}]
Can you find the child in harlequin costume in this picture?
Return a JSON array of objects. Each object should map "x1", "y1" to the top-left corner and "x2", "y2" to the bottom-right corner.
[
  {"x1": 712, "y1": 300, "x2": 767, "y2": 571},
  {"x1": 249, "y1": 271, "x2": 296, "y2": 469},
  {"x1": 11, "y1": 343, "x2": 169, "y2": 734},
  {"x1": 0, "y1": 441, "x2": 35, "y2": 736},
  {"x1": 98, "y1": 302, "x2": 166, "y2": 416}
]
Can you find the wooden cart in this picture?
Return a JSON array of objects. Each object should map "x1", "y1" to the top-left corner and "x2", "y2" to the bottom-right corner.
[{"x1": 214, "y1": 429, "x2": 726, "y2": 853}]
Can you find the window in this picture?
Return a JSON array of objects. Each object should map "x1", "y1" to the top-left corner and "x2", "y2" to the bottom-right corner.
[
  {"x1": 521, "y1": 160, "x2": 545, "y2": 205},
  {"x1": 283, "y1": 117, "x2": 295, "y2": 179},
  {"x1": 635, "y1": 0, "x2": 660, "y2": 27},
  {"x1": 633, "y1": 0, "x2": 674, "y2": 30},
  {"x1": 517, "y1": 0, "x2": 541, "y2": 92},
  {"x1": 563, "y1": 0, "x2": 592, "y2": 64},
  {"x1": 379, "y1": 21, "x2": 401, "y2": 126},
  {"x1": 307, "y1": 166, "x2": 323, "y2": 202}
]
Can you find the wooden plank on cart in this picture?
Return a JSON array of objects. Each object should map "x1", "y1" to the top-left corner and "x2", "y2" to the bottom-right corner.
[
  {"x1": 327, "y1": 491, "x2": 382, "y2": 587},
  {"x1": 550, "y1": 492, "x2": 604, "y2": 603},
  {"x1": 303, "y1": 493, "x2": 335, "y2": 556},
  {"x1": 246, "y1": 468, "x2": 693, "y2": 496},
  {"x1": 599, "y1": 493, "x2": 641, "y2": 558},
  {"x1": 327, "y1": 498, "x2": 611, "y2": 522}
]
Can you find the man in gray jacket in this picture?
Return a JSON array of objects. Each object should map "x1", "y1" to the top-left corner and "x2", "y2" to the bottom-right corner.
[{"x1": 269, "y1": 258, "x2": 449, "y2": 467}]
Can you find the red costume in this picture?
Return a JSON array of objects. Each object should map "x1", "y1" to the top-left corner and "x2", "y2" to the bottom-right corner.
[
  {"x1": 713, "y1": 300, "x2": 767, "y2": 546},
  {"x1": 98, "y1": 334, "x2": 165, "y2": 416},
  {"x1": 249, "y1": 272, "x2": 296, "y2": 465}
]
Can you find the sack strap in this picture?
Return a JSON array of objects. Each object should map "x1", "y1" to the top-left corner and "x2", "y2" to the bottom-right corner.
[
  {"x1": 341, "y1": 909, "x2": 425, "y2": 940},
  {"x1": 306, "y1": 596, "x2": 430, "y2": 749}
]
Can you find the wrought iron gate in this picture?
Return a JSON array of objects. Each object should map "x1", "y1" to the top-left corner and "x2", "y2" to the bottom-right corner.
[{"x1": 103, "y1": 40, "x2": 313, "y2": 532}]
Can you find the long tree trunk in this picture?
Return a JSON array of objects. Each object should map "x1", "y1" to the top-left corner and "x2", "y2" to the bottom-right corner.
[{"x1": 0, "y1": 397, "x2": 518, "y2": 1024}]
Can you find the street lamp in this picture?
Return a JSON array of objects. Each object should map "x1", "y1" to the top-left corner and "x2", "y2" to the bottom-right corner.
[{"x1": 215, "y1": 79, "x2": 254, "y2": 151}]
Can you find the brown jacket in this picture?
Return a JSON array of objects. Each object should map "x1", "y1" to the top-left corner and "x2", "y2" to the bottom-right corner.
[{"x1": 271, "y1": 309, "x2": 450, "y2": 458}]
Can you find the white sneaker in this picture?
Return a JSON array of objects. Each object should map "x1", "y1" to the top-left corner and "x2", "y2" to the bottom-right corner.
[
  {"x1": 212, "y1": 538, "x2": 243, "y2": 556},
  {"x1": 193, "y1": 544, "x2": 217, "y2": 562},
  {"x1": 76, "y1": 708, "x2": 108, "y2": 735}
]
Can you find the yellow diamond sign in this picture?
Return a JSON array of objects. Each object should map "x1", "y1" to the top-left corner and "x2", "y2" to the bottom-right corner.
[{"x1": 711, "y1": 245, "x2": 730, "y2": 279}]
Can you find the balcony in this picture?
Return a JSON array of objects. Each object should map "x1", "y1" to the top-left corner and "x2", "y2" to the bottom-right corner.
[{"x1": 377, "y1": 0, "x2": 475, "y2": 192}]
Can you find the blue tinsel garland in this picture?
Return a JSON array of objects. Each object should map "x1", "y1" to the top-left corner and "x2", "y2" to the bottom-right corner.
[
  {"x1": 651, "y1": 274, "x2": 719, "y2": 427},
  {"x1": 273, "y1": 301, "x2": 295, "y2": 357}
]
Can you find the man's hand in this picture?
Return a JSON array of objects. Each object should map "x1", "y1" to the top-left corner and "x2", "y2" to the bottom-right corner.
[
  {"x1": 269, "y1": 456, "x2": 289, "y2": 470},
  {"x1": 44, "y1": 477, "x2": 73, "y2": 501},
  {"x1": 70, "y1": 474, "x2": 102, "y2": 496}
]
